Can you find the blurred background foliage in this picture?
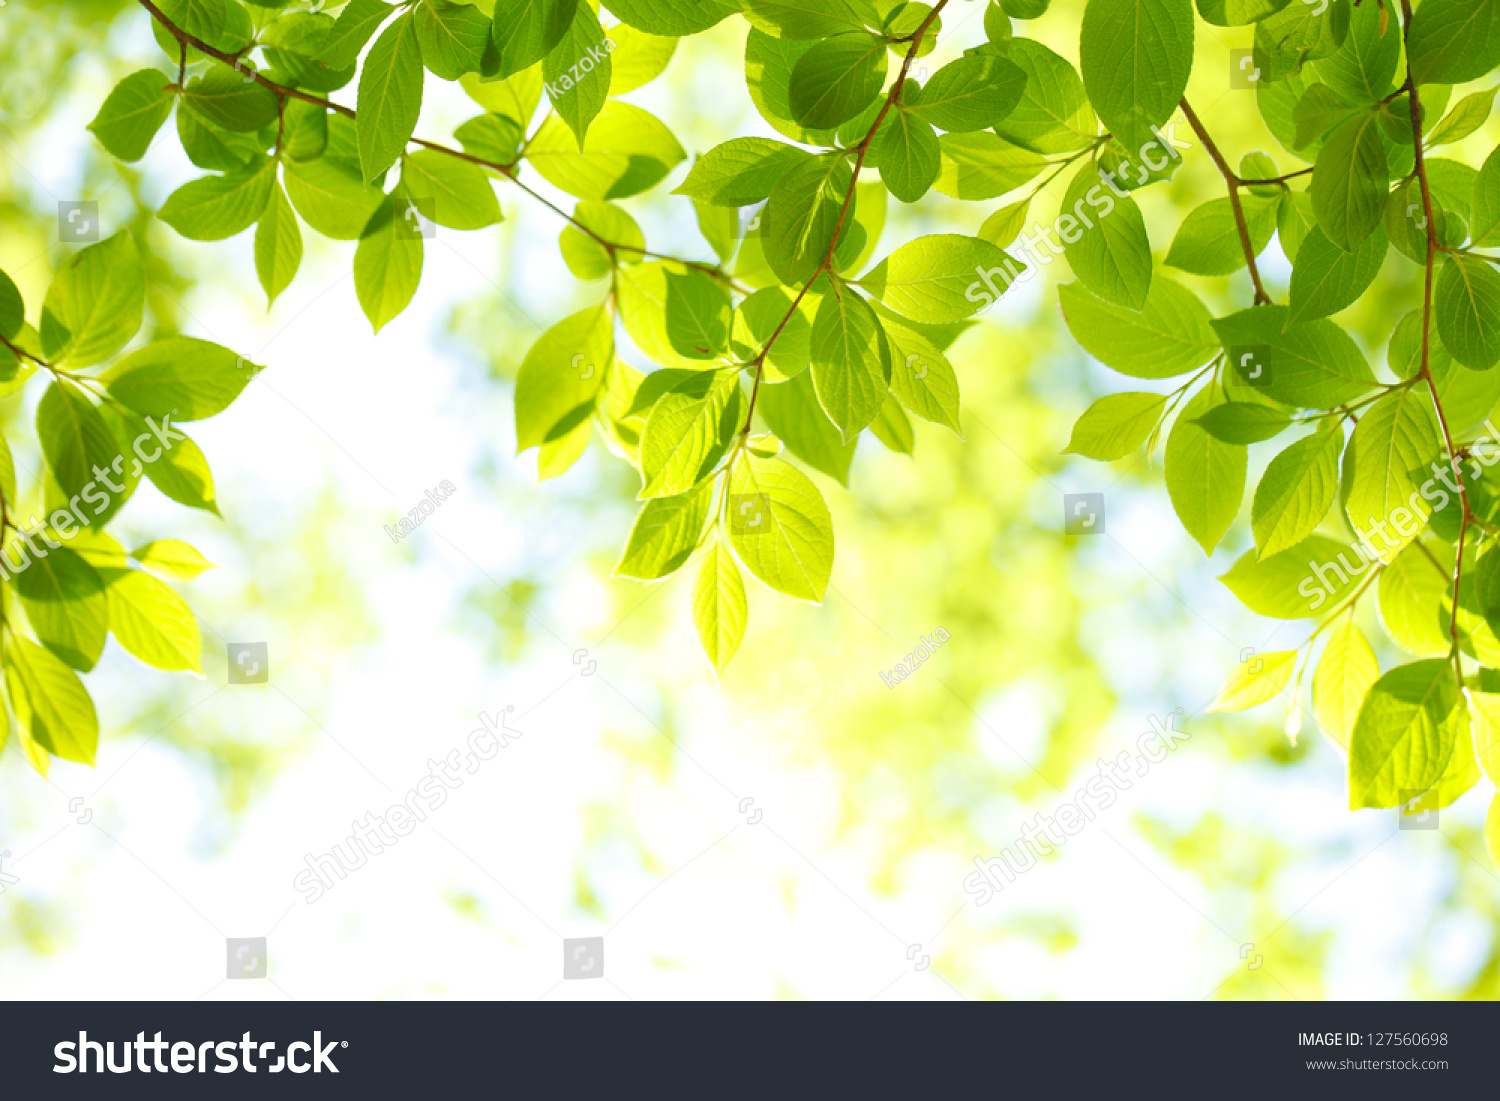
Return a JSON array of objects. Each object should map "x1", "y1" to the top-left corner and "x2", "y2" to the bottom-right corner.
[{"x1": 0, "y1": 0, "x2": 1495, "y2": 999}]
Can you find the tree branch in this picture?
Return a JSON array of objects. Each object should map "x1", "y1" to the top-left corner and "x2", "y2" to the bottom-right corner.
[
  {"x1": 1179, "y1": 97, "x2": 1272, "y2": 305},
  {"x1": 135, "y1": 0, "x2": 735, "y2": 287}
]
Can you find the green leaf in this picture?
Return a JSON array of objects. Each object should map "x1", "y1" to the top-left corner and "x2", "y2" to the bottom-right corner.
[
  {"x1": 1314, "y1": 0, "x2": 1399, "y2": 105},
  {"x1": 357, "y1": 12, "x2": 424, "y2": 184},
  {"x1": 1252, "y1": 0, "x2": 1349, "y2": 83},
  {"x1": 493, "y1": 0, "x2": 577, "y2": 77},
  {"x1": 1293, "y1": 83, "x2": 1359, "y2": 150},
  {"x1": 1313, "y1": 620, "x2": 1378, "y2": 751},
  {"x1": 639, "y1": 369, "x2": 745, "y2": 498},
  {"x1": 130, "y1": 539, "x2": 216, "y2": 582},
  {"x1": 979, "y1": 199, "x2": 1030, "y2": 249},
  {"x1": 40, "y1": 232, "x2": 144, "y2": 367},
  {"x1": 810, "y1": 289, "x2": 890, "y2": 440},
  {"x1": 875, "y1": 109, "x2": 941, "y2": 203},
  {"x1": 154, "y1": 0, "x2": 254, "y2": 53},
  {"x1": 1214, "y1": 306, "x2": 1376, "y2": 407},
  {"x1": 560, "y1": 201, "x2": 645, "y2": 279},
  {"x1": 1221, "y1": 533, "x2": 1364, "y2": 618},
  {"x1": 1276, "y1": 190, "x2": 1317, "y2": 264},
  {"x1": 1079, "y1": 0, "x2": 1194, "y2": 155},
  {"x1": 1435, "y1": 252, "x2": 1500, "y2": 370},
  {"x1": 740, "y1": 0, "x2": 879, "y2": 39},
  {"x1": 544, "y1": 0, "x2": 612, "y2": 146},
  {"x1": 1408, "y1": 0, "x2": 1500, "y2": 85},
  {"x1": 932, "y1": 131, "x2": 1047, "y2": 200},
  {"x1": 858, "y1": 234, "x2": 1019, "y2": 323},
  {"x1": 101, "y1": 567, "x2": 202, "y2": 672},
  {"x1": 1379, "y1": 541, "x2": 1453, "y2": 657},
  {"x1": 787, "y1": 33, "x2": 887, "y2": 130},
  {"x1": 1252, "y1": 426, "x2": 1341, "y2": 557},
  {"x1": 1058, "y1": 277, "x2": 1219, "y2": 379},
  {"x1": 1427, "y1": 86, "x2": 1497, "y2": 146},
  {"x1": 617, "y1": 262, "x2": 733, "y2": 366},
  {"x1": 1164, "y1": 195, "x2": 1277, "y2": 277},
  {"x1": 727, "y1": 453, "x2": 834, "y2": 602},
  {"x1": 524, "y1": 101, "x2": 685, "y2": 200},
  {"x1": 695, "y1": 200, "x2": 739, "y2": 265},
  {"x1": 869, "y1": 395, "x2": 914, "y2": 454},
  {"x1": 614, "y1": 479, "x2": 714, "y2": 580},
  {"x1": 607, "y1": 24, "x2": 677, "y2": 93},
  {"x1": 415, "y1": 0, "x2": 490, "y2": 80},
  {"x1": 744, "y1": 28, "x2": 841, "y2": 145},
  {"x1": 692, "y1": 536, "x2": 748, "y2": 674},
  {"x1": 675, "y1": 138, "x2": 811, "y2": 207},
  {"x1": 1063, "y1": 392, "x2": 1166, "y2": 460},
  {"x1": 36, "y1": 380, "x2": 125, "y2": 503},
  {"x1": 1195, "y1": 0, "x2": 1290, "y2": 26},
  {"x1": 103, "y1": 336, "x2": 257, "y2": 420},
  {"x1": 281, "y1": 100, "x2": 329, "y2": 162},
  {"x1": 353, "y1": 194, "x2": 424, "y2": 332},
  {"x1": 181, "y1": 65, "x2": 279, "y2": 132},
  {"x1": 876, "y1": 312, "x2": 961, "y2": 435},
  {"x1": 105, "y1": 405, "x2": 219, "y2": 516},
  {"x1": 320, "y1": 0, "x2": 395, "y2": 69},
  {"x1": 1310, "y1": 110, "x2": 1387, "y2": 251},
  {"x1": 5, "y1": 634, "x2": 98, "y2": 766},
  {"x1": 514, "y1": 302, "x2": 611, "y2": 451},
  {"x1": 993, "y1": 39, "x2": 1097, "y2": 155},
  {"x1": 159, "y1": 159, "x2": 277, "y2": 242},
  {"x1": 731, "y1": 287, "x2": 813, "y2": 381},
  {"x1": 255, "y1": 180, "x2": 304, "y2": 306},
  {"x1": 908, "y1": 53, "x2": 1027, "y2": 132},
  {"x1": 0, "y1": 269, "x2": 22, "y2": 341},
  {"x1": 1164, "y1": 384, "x2": 1246, "y2": 555},
  {"x1": 762, "y1": 154, "x2": 852, "y2": 285},
  {"x1": 453, "y1": 112, "x2": 524, "y2": 165},
  {"x1": 608, "y1": 0, "x2": 737, "y2": 35},
  {"x1": 1348, "y1": 659, "x2": 1461, "y2": 809},
  {"x1": 261, "y1": 12, "x2": 358, "y2": 94},
  {"x1": 283, "y1": 154, "x2": 386, "y2": 240},
  {"x1": 759, "y1": 370, "x2": 858, "y2": 483},
  {"x1": 400, "y1": 149, "x2": 501, "y2": 230},
  {"x1": 1060, "y1": 164, "x2": 1152, "y2": 310},
  {"x1": 13, "y1": 544, "x2": 108, "y2": 672},
  {"x1": 1192, "y1": 401, "x2": 1292, "y2": 444},
  {"x1": 1340, "y1": 388, "x2": 1441, "y2": 564},
  {"x1": 1286, "y1": 225, "x2": 1386, "y2": 326},
  {"x1": 1209, "y1": 650, "x2": 1297, "y2": 711},
  {"x1": 88, "y1": 69, "x2": 175, "y2": 162},
  {"x1": 1470, "y1": 143, "x2": 1500, "y2": 246}
]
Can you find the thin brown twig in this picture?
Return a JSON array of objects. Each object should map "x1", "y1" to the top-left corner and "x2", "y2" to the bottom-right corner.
[
  {"x1": 737, "y1": 0, "x2": 951, "y2": 439},
  {"x1": 1179, "y1": 97, "x2": 1272, "y2": 305},
  {"x1": 135, "y1": 0, "x2": 737, "y2": 287}
]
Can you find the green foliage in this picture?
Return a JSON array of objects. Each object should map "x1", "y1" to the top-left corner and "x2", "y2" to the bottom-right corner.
[{"x1": 7, "y1": 0, "x2": 1495, "y2": 858}]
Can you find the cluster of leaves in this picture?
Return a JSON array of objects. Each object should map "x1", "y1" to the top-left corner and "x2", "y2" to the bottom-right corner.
[
  {"x1": 1047, "y1": 0, "x2": 1500, "y2": 858},
  {"x1": 56, "y1": 0, "x2": 1500, "y2": 861},
  {"x1": 0, "y1": 235, "x2": 245, "y2": 773}
]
